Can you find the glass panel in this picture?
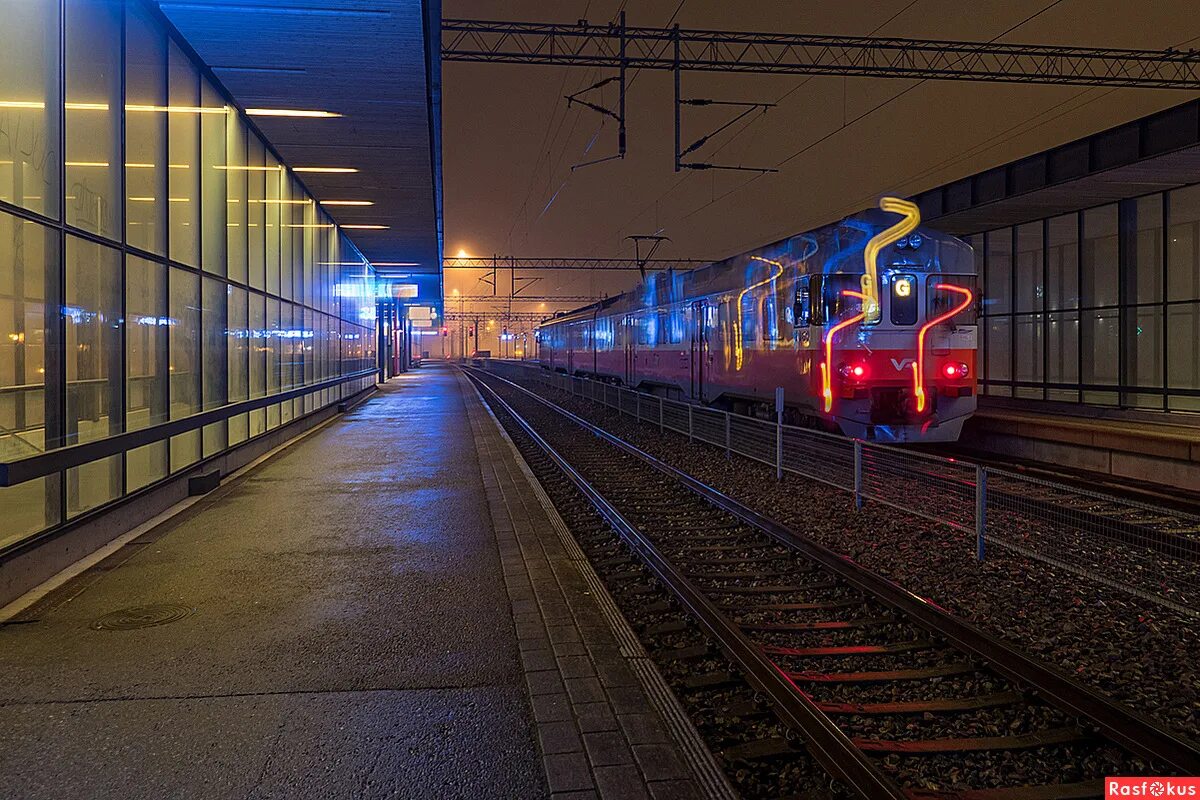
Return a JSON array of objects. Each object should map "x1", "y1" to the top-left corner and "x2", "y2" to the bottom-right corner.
[
  {"x1": 1047, "y1": 311, "x2": 1079, "y2": 401},
  {"x1": 279, "y1": 172, "x2": 292, "y2": 299},
  {"x1": 168, "y1": 42, "x2": 199, "y2": 267},
  {"x1": 65, "y1": 237, "x2": 122, "y2": 515},
  {"x1": 1082, "y1": 204, "x2": 1118, "y2": 308},
  {"x1": 1013, "y1": 313, "x2": 1043, "y2": 398},
  {"x1": 250, "y1": 291, "x2": 265, "y2": 399},
  {"x1": 227, "y1": 285, "x2": 248, "y2": 445},
  {"x1": 265, "y1": 152, "x2": 281, "y2": 295},
  {"x1": 267, "y1": 297, "x2": 280, "y2": 396},
  {"x1": 0, "y1": 212, "x2": 60, "y2": 541},
  {"x1": 986, "y1": 316, "x2": 1010, "y2": 383},
  {"x1": 247, "y1": 135, "x2": 265, "y2": 290},
  {"x1": 202, "y1": 276, "x2": 227, "y2": 456},
  {"x1": 985, "y1": 228, "x2": 1012, "y2": 315},
  {"x1": 65, "y1": 237, "x2": 121, "y2": 446},
  {"x1": 225, "y1": 113, "x2": 247, "y2": 284},
  {"x1": 1168, "y1": 184, "x2": 1200, "y2": 302},
  {"x1": 125, "y1": 0, "x2": 166, "y2": 254},
  {"x1": 126, "y1": 255, "x2": 168, "y2": 490},
  {"x1": 1046, "y1": 213, "x2": 1078, "y2": 310},
  {"x1": 1082, "y1": 307, "x2": 1119, "y2": 388},
  {"x1": 169, "y1": 267, "x2": 200, "y2": 471},
  {"x1": 1133, "y1": 194, "x2": 1164, "y2": 305},
  {"x1": 0, "y1": 0, "x2": 60, "y2": 218},
  {"x1": 1167, "y1": 302, "x2": 1200, "y2": 394},
  {"x1": 66, "y1": 0, "x2": 121, "y2": 240},
  {"x1": 1014, "y1": 222, "x2": 1043, "y2": 313},
  {"x1": 200, "y1": 79, "x2": 227, "y2": 276}
]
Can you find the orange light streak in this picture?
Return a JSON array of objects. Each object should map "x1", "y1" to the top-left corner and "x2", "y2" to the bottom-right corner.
[
  {"x1": 914, "y1": 282, "x2": 974, "y2": 413},
  {"x1": 821, "y1": 289, "x2": 867, "y2": 413}
]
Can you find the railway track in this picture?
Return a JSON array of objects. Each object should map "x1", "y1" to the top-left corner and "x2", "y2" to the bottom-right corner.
[{"x1": 465, "y1": 366, "x2": 1200, "y2": 799}]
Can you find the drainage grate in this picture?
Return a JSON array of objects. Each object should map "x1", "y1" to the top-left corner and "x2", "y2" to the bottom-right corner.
[{"x1": 91, "y1": 604, "x2": 194, "y2": 631}]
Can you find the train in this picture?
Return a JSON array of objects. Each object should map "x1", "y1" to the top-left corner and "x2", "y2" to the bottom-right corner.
[{"x1": 535, "y1": 197, "x2": 978, "y2": 443}]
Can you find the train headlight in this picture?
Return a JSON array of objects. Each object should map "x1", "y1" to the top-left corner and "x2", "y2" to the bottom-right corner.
[
  {"x1": 908, "y1": 233, "x2": 923, "y2": 249},
  {"x1": 943, "y1": 361, "x2": 969, "y2": 379}
]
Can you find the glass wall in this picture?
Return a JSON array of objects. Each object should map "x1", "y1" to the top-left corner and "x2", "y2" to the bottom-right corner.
[
  {"x1": 974, "y1": 187, "x2": 1200, "y2": 412},
  {"x1": 0, "y1": 0, "x2": 378, "y2": 549}
]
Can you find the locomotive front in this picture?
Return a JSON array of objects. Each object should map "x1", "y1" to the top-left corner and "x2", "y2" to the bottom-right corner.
[{"x1": 814, "y1": 198, "x2": 978, "y2": 443}]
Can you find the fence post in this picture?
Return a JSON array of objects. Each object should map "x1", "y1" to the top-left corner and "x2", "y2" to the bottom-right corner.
[
  {"x1": 853, "y1": 440, "x2": 863, "y2": 510},
  {"x1": 658, "y1": 396, "x2": 664, "y2": 434},
  {"x1": 975, "y1": 465, "x2": 987, "y2": 561},
  {"x1": 775, "y1": 387, "x2": 784, "y2": 481},
  {"x1": 724, "y1": 412, "x2": 731, "y2": 460},
  {"x1": 687, "y1": 404, "x2": 693, "y2": 443}
]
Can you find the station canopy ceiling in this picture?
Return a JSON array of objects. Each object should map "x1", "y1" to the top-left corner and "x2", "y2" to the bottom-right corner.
[{"x1": 158, "y1": 0, "x2": 443, "y2": 279}]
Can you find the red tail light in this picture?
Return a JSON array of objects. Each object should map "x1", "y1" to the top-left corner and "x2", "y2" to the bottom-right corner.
[
  {"x1": 839, "y1": 363, "x2": 869, "y2": 380},
  {"x1": 943, "y1": 362, "x2": 969, "y2": 379}
]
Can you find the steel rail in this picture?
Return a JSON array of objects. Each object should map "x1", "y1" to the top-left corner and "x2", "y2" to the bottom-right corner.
[
  {"x1": 464, "y1": 368, "x2": 909, "y2": 800},
  {"x1": 472, "y1": 365, "x2": 1200, "y2": 777},
  {"x1": 443, "y1": 19, "x2": 1200, "y2": 89}
]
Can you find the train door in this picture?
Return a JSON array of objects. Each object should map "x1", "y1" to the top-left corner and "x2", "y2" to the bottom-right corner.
[
  {"x1": 623, "y1": 314, "x2": 635, "y2": 386},
  {"x1": 690, "y1": 300, "x2": 707, "y2": 401},
  {"x1": 567, "y1": 322, "x2": 576, "y2": 374}
]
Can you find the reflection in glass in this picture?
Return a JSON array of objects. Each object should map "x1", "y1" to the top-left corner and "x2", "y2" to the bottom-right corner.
[
  {"x1": 0, "y1": 0, "x2": 60, "y2": 218},
  {"x1": 168, "y1": 41, "x2": 200, "y2": 267},
  {"x1": 169, "y1": 267, "x2": 201, "y2": 471},
  {"x1": 0, "y1": 212, "x2": 60, "y2": 541},
  {"x1": 65, "y1": 236, "x2": 122, "y2": 515},
  {"x1": 66, "y1": 0, "x2": 121, "y2": 240},
  {"x1": 126, "y1": 255, "x2": 168, "y2": 490},
  {"x1": 126, "y1": 0, "x2": 167, "y2": 254}
]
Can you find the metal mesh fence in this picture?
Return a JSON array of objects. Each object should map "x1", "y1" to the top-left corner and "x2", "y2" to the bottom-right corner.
[{"x1": 483, "y1": 360, "x2": 1200, "y2": 616}]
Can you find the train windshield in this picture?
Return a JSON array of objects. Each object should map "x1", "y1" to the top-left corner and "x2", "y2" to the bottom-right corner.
[{"x1": 928, "y1": 275, "x2": 978, "y2": 324}]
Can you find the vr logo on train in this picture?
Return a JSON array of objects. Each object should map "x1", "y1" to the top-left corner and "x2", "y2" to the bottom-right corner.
[{"x1": 1106, "y1": 778, "x2": 1200, "y2": 797}]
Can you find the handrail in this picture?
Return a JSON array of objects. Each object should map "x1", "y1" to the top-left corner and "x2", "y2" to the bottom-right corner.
[{"x1": 0, "y1": 368, "x2": 378, "y2": 487}]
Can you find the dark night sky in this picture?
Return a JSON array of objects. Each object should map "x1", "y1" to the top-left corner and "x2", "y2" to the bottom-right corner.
[{"x1": 440, "y1": 1, "x2": 1200, "y2": 328}]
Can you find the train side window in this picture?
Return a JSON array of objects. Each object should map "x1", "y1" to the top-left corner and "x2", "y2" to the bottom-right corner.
[{"x1": 795, "y1": 275, "x2": 816, "y2": 326}]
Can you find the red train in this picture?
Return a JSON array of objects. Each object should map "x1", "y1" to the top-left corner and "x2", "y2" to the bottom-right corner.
[{"x1": 536, "y1": 198, "x2": 978, "y2": 443}]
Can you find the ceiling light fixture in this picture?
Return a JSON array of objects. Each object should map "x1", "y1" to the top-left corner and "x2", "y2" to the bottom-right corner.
[
  {"x1": 321, "y1": 200, "x2": 374, "y2": 206},
  {"x1": 292, "y1": 166, "x2": 358, "y2": 173},
  {"x1": 246, "y1": 108, "x2": 341, "y2": 118},
  {"x1": 342, "y1": 224, "x2": 388, "y2": 230}
]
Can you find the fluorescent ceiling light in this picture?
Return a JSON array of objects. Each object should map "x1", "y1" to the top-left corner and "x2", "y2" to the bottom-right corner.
[
  {"x1": 322, "y1": 200, "x2": 373, "y2": 206},
  {"x1": 372, "y1": 262, "x2": 419, "y2": 267},
  {"x1": 342, "y1": 224, "x2": 388, "y2": 230},
  {"x1": 292, "y1": 166, "x2": 358, "y2": 173},
  {"x1": 246, "y1": 108, "x2": 341, "y2": 118}
]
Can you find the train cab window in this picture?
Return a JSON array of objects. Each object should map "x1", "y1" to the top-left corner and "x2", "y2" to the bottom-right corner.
[
  {"x1": 928, "y1": 275, "x2": 979, "y2": 324},
  {"x1": 819, "y1": 274, "x2": 863, "y2": 324},
  {"x1": 890, "y1": 273, "x2": 918, "y2": 325}
]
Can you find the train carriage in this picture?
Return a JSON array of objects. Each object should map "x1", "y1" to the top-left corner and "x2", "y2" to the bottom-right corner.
[{"x1": 537, "y1": 198, "x2": 978, "y2": 443}]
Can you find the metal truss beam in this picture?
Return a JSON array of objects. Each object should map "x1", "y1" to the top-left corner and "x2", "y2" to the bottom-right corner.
[
  {"x1": 443, "y1": 19, "x2": 1200, "y2": 88},
  {"x1": 453, "y1": 295, "x2": 602, "y2": 303},
  {"x1": 444, "y1": 256, "x2": 709, "y2": 271},
  {"x1": 443, "y1": 311, "x2": 549, "y2": 322}
]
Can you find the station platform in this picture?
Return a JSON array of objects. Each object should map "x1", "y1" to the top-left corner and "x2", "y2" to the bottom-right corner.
[
  {"x1": 961, "y1": 402, "x2": 1200, "y2": 494},
  {"x1": 0, "y1": 365, "x2": 716, "y2": 800}
]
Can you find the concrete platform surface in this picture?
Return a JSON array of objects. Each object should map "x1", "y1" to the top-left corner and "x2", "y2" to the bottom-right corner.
[{"x1": 0, "y1": 367, "x2": 545, "y2": 799}]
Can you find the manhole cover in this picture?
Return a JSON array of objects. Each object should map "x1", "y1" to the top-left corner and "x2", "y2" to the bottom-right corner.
[{"x1": 91, "y1": 604, "x2": 194, "y2": 631}]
